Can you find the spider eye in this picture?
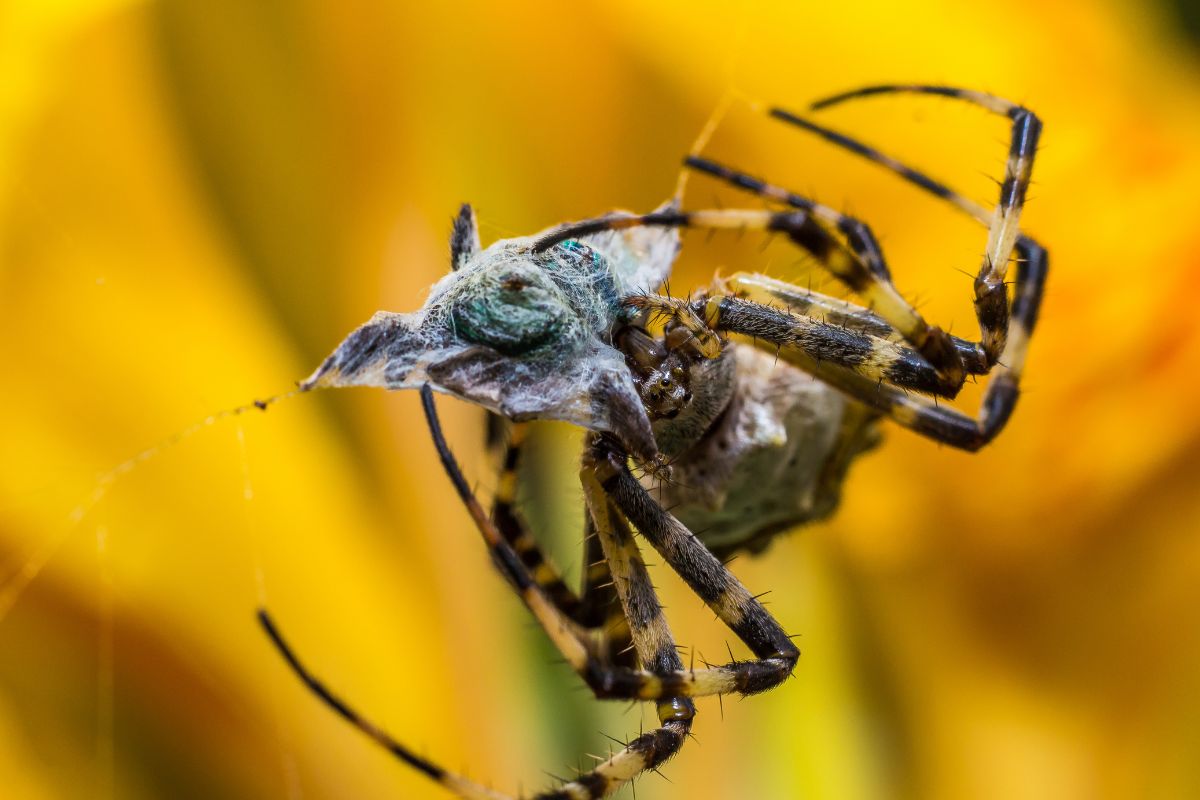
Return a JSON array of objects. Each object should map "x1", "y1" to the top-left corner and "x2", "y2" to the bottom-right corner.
[{"x1": 450, "y1": 271, "x2": 569, "y2": 356}]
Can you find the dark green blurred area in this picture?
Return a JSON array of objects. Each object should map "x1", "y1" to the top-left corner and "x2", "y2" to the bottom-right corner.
[{"x1": 1166, "y1": 0, "x2": 1200, "y2": 46}]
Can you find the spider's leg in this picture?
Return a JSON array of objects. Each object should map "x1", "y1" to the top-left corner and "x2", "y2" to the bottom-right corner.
[
  {"x1": 685, "y1": 154, "x2": 895, "y2": 282},
  {"x1": 709, "y1": 236, "x2": 1048, "y2": 450},
  {"x1": 769, "y1": 88, "x2": 1042, "y2": 364},
  {"x1": 685, "y1": 154, "x2": 1047, "y2": 374},
  {"x1": 579, "y1": 471, "x2": 697, "y2": 760},
  {"x1": 577, "y1": 515, "x2": 638, "y2": 666},
  {"x1": 809, "y1": 84, "x2": 1024, "y2": 115},
  {"x1": 258, "y1": 611, "x2": 512, "y2": 800},
  {"x1": 797, "y1": 84, "x2": 1038, "y2": 246},
  {"x1": 588, "y1": 437, "x2": 800, "y2": 693},
  {"x1": 536, "y1": 208, "x2": 965, "y2": 397},
  {"x1": 260, "y1": 610, "x2": 687, "y2": 800},
  {"x1": 721, "y1": 272, "x2": 989, "y2": 374}
]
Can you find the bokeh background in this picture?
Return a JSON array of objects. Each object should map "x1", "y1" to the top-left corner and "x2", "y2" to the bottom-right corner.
[{"x1": 3, "y1": 1, "x2": 1200, "y2": 798}]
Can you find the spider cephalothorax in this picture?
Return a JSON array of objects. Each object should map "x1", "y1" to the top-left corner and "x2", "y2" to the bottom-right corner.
[{"x1": 261, "y1": 84, "x2": 1047, "y2": 800}]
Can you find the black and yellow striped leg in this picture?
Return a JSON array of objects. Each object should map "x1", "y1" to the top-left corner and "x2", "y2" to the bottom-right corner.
[
  {"x1": 723, "y1": 272, "x2": 990, "y2": 375},
  {"x1": 535, "y1": 207, "x2": 965, "y2": 396},
  {"x1": 579, "y1": 469, "x2": 696, "y2": 726},
  {"x1": 417, "y1": 389, "x2": 784, "y2": 702},
  {"x1": 491, "y1": 423, "x2": 634, "y2": 663},
  {"x1": 585, "y1": 434, "x2": 801, "y2": 681},
  {"x1": 576, "y1": 515, "x2": 637, "y2": 667},
  {"x1": 422, "y1": 388, "x2": 797, "y2": 703},
  {"x1": 587, "y1": 437, "x2": 801, "y2": 692},
  {"x1": 491, "y1": 422, "x2": 583, "y2": 618},
  {"x1": 775, "y1": 84, "x2": 1042, "y2": 365},
  {"x1": 685, "y1": 155, "x2": 895, "y2": 283},
  {"x1": 680, "y1": 159, "x2": 965, "y2": 387},
  {"x1": 713, "y1": 239, "x2": 1048, "y2": 450},
  {"x1": 699, "y1": 279, "x2": 966, "y2": 397},
  {"x1": 683, "y1": 155, "x2": 989, "y2": 371},
  {"x1": 576, "y1": 517, "x2": 616, "y2": 627},
  {"x1": 712, "y1": 251, "x2": 1047, "y2": 390}
]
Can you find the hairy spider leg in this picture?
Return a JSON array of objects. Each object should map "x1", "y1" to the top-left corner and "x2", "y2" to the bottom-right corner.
[
  {"x1": 717, "y1": 294, "x2": 961, "y2": 397},
  {"x1": 580, "y1": 515, "x2": 639, "y2": 666},
  {"x1": 685, "y1": 154, "x2": 994, "y2": 370},
  {"x1": 720, "y1": 273, "x2": 989, "y2": 374},
  {"x1": 717, "y1": 244, "x2": 1047, "y2": 393},
  {"x1": 809, "y1": 84, "x2": 1023, "y2": 113},
  {"x1": 578, "y1": 468, "x2": 696, "y2": 789},
  {"x1": 588, "y1": 436, "x2": 801, "y2": 685},
  {"x1": 773, "y1": 84, "x2": 1042, "y2": 365},
  {"x1": 685, "y1": 154, "x2": 897, "y2": 283},
  {"x1": 686, "y1": 140, "x2": 1042, "y2": 378}
]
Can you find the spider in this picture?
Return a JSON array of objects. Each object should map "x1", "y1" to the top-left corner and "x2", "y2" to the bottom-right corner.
[{"x1": 258, "y1": 84, "x2": 1046, "y2": 799}]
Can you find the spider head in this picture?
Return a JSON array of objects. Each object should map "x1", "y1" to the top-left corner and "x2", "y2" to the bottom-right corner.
[{"x1": 300, "y1": 215, "x2": 658, "y2": 462}]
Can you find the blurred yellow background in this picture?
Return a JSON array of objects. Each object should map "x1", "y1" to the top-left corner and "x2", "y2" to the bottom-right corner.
[{"x1": 3, "y1": 1, "x2": 1200, "y2": 798}]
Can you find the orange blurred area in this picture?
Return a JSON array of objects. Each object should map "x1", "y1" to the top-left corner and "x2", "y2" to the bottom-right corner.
[{"x1": 3, "y1": 2, "x2": 1200, "y2": 799}]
